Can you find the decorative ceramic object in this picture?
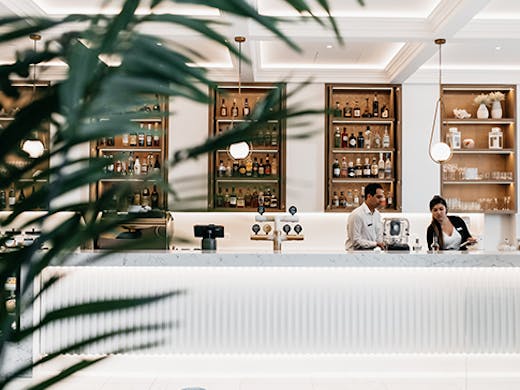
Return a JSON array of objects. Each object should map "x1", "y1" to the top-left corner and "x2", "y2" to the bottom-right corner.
[
  {"x1": 462, "y1": 138, "x2": 475, "y2": 149},
  {"x1": 476, "y1": 103, "x2": 489, "y2": 119},
  {"x1": 491, "y1": 100, "x2": 503, "y2": 119},
  {"x1": 453, "y1": 108, "x2": 471, "y2": 119}
]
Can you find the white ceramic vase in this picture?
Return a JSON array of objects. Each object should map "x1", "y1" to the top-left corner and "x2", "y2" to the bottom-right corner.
[
  {"x1": 491, "y1": 100, "x2": 503, "y2": 119},
  {"x1": 476, "y1": 103, "x2": 489, "y2": 119}
]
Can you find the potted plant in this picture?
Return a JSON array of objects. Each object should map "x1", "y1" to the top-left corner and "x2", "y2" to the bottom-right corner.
[{"x1": 474, "y1": 93, "x2": 491, "y2": 119}]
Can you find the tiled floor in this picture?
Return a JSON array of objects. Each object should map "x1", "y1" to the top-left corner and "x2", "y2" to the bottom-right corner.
[{"x1": 5, "y1": 354, "x2": 520, "y2": 389}]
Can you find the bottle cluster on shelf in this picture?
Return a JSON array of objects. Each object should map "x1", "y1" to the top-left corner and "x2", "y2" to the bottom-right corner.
[
  {"x1": 106, "y1": 184, "x2": 161, "y2": 211},
  {"x1": 332, "y1": 153, "x2": 392, "y2": 180},
  {"x1": 217, "y1": 153, "x2": 278, "y2": 178},
  {"x1": 0, "y1": 184, "x2": 44, "y2": 211},
  {"x1": 330, "y1": 186, "x2": 393, "y2": 210},
  {"x1": 98, "y1": 122, "x2": 161, "y2": 148},
  {"x1": 218, "y1": 122, "x2": 279, "y2": 148},
  {"x1": 215, "y1": 185, "x2": 278, "y2": 209},
  {"x1": 219, "y1": 96, "x2": 269, "y2": 119},
  {"x1": 333, "y1": 126, "x2": 391, "y2": 149},
  {"x1": 102, "y1": 152, "x2": 161, "y2": 176},
  {"x1": 332, "y1": 93, "x2": 390, "y2": 119}
]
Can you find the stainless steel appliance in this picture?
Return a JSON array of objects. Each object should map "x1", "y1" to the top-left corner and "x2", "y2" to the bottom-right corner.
[{"x1": 383, "y1": 217, "x2": 410, "y2": 251}]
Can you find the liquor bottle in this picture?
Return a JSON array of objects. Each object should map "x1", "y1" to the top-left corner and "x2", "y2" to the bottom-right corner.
[
  {"x1": 129, "y1": 132, "x2": 137, "y2": 147},
  {"x1": 220, "y1": 99, "x2": 228, "y2": 117},
  {"x1": 258, "y1": 159, "x2": 265, "y2": 176},
  {"x1": 245, "y1": 188, "x2": 252, "y2": 208},
  {"x1": 384, "y1": 153, "x2": 392, "y2": 179},
  {"x1": 364, "y1": 126, "x2": 372, "y2": 149},
  {"x1": 142, "y1": 186, "x2": 150, "y2": 207},
  {"x1": 362, "y1": 98, "x2": 371, "y2": 118},
  {"x1": 348, "y1": 133, "x2": 357, "y2": 148},
  {"x1": 373, "y1": 131, "x2": 381, "y2": 149},
  {"x1": 151, "y1": 185, "x2": 160, "y2": 208},
  {"x1": 357, "y1": 131, "x2": 365, "y2": 148},
  {"x1": 270, "y1": 190, "x2": 278, "y2": 209},
  {"x1": 243, "y1": 98, "x2": 250, "y2": 117},
  {"x1": 339, "y1": 191, "x2": 346, "y2": 208},
  {"x1": 225, "y1": 159, "x2": 232, "y2": 177},
  {"x1": 264, "y1": 155, "x2": 271, "y2": 176},
  {"x1": 332, "y1": 158, "x2": 340, "y2": 178},
  {"x1": 363, "y1": 157, "x2": 371, "y2": 178},
  {"x1": 334, "y1": 127, "x2": 341, "y2": 148},
  {"x1": 128, "y1": 152, "x2": 135, "y2": 175},
  {"x1": 141, "y1": 158, "x2": 148, "y2": 175},
  {"x1": 334, "y1": 101, "x2": 341, "y2": 117},
  {"x1": 381, "y1": 104, "x2": 389, "y2": 118},
  {"x1": 153, "y1": 123, "x2": 160, "y2": 147},
  {"x1": 237, "y1": 189, "x2": 245, "y2": 208},
  {"x1": 224, "y1": 188, "x2": 230, "y2": 207},
  {"x1": 251, "y1": 188, "x2": 259, "y2": 208},
  {"x1": 353, "y1": 189, "x2": 360, "y2": 207},
  {"x1": 346, "y1": 189, "x2": 354, "y2": 207},
  {"x1": 106, "y1": 135, "x2": 115, "y2": 146},
  {"x1": 386, "y1": 191, "x2": 393, "y2": 209},
  {"x1": 153, "y1": 155, "x2": 161, "y2": 173},
  {"x1": 18, "y1": 187, "x2": 25, "y2": 205},
  {"x1": 8, "y1": 186, "x2": 16, "y2": 208},
  {"x1": 340, "y1": 157, "x2": 348, "y2": 178},
  {"x1": 215, "y1": 186, "x2": 224, "y2": 208},
  {"x1": 354, "y1": 158, "x2": 362, "y2": 177},
  {"x1": 245, "y1": 157, "x2": 253, "y2": 177},
  {"x1": 134, "y1": 155, "x2": 141, "y2": 175},
  {"x1": 231, "y1": 98, "x2": 239, "y2": 117},
  {"x1": 146, "y1": 123, "x2": 153, "y2": 147},
  {"x1": 360, "y1": 186, "x2": 365, "y2": 203},
  {"x1": 382, "y1": 126, "x2": 390, "y2": 148},
  {"x1": 370, "y1": 157, "x2": 378, "y2": 177},
  {"x1": 347, "y1": 160, "x2": 356, "y2": 178},
  {"x1": 343, "y1": 101, "x2": 352, "y2": 118},
  {"x1": 271, "y1": 155, "x2": 277, "y2": 176},
  {"x1": 238, "y1": 160, "x2": 246, "y2": 176},
  {"x1": 372, "y1": 93, "x2": 379, "y2": 117},
  {"x1": 332, "y1": 191, "x2": 339, "y2": 208},
  {"x1": 122, "y1": 133, "x2": 129, "y2": 146},
  {"x1": 353, "y1": 100, "x2": 361, "y2": 118},
  {"x1": 263, "y1": 127, "x2": 271, "y2": 146},
  {"x1": 257, "y1": 190, "x2": 264, "y2": 207},
  {"x1": 0, "y1": 190, "x2": 5, "y2": 210},
  {"x1": 229, "y1": 187, "x2": 237, "y2": 208},
  {"x1": 138, "y1": 123, "x2": 145, "y2": 147},
  {"x1": 270, "y1": 125, "x2": 278, "y2": 147},
  {"x1": 341, "y1": 127, "x2": 348, "y2": 148},
  {"x1": 232, "y1": 159, "x2": 239, "y2": 176},
  {"x1": 265, "y1": 188, "x2": 272, "y2": 208},
  {"x1": 252, "y1": 157, "x2": 259, "y2": 177}
]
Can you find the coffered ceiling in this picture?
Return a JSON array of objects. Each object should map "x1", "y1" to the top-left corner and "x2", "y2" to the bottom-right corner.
[{"x1": 1, "y1": 0, "x2": 520, "y2": 84}]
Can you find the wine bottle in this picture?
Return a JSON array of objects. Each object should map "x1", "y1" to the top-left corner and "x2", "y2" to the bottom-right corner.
[
  {"x1": 153, "y1": 155, "x2": 161, "y2": 173},
  {"x1": 151, "y1": 185, "x2": 160, "y2": 208}
]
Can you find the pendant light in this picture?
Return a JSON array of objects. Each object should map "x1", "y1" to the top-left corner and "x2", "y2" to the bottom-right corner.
[
  {"x1": 228, "y1": 36, "x2": 251, "y2": 160},
  {"x1": 21, "y1": 33, "x2": 45, "y2": 159},
  {"x1": 428, "y1": 38, "x2": 452, "y2": 164}
]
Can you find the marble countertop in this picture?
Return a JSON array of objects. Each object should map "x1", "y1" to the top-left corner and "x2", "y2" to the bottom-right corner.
[{"x1": 55, "y1": 250, "x2": 520, "y2": 268}]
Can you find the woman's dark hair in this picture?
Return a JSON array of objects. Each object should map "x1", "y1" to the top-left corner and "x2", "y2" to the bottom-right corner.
[
  {"x1": 429, "y1": 195, "x2": 447, "y2": 211},
  {"x1": 429, "y1": 195, "x2": 448, "y2": 249}
]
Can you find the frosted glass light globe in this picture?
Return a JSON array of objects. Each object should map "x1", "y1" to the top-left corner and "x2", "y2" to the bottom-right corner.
[
  {"x1": 22, "y1": 139, "x2": 45, "y2": 158},
  {"x1": 228, "y1": 142, "x2": 250, "y2": 159},
  {"x1": 430, "y1": 142, "x2": 452, "y2": 163}
]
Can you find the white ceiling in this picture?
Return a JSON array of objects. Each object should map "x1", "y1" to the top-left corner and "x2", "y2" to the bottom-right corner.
[{"x1": 2, "y1": 0, "x2": 520, "y2": 84}]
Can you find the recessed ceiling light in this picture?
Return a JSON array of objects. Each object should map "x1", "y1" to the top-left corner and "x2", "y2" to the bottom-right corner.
[
  {"x1": 495, "y1": 45, "x2": 501, "y2": 50},
  {"x1": 156, "y1": 42, "x2": 163, "y2": 46},
  {"x1": 326, "y1": 44, "x2": 333, "y2": 49}
]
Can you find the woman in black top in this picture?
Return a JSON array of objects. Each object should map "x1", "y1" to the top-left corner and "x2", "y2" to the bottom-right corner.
[{"x1": 426, "y1": 195, "x2": 477, "y2": 250}]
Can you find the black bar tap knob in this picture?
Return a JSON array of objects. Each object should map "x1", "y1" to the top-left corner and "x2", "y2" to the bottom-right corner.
[
  {"x1": 288, "y1": 205, "x2": 297, "y2": 215},
  {"x1": 294, "y1": 224, "x2": 303, "y2": 234},
  {"x1": 283, "y1": 224, "x2": 291, "y2": 234},
  {"x1": 252, "y1": 224, "x2": 261, "y2": 235}
]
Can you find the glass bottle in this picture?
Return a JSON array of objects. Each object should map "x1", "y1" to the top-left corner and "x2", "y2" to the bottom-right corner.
[
  {"x1": 353, "y1": 100, "x2": 361, "y2": 118},
  {"x1": 229, "y1": 186, "x2": 237, "y2": 208},
  {"x1": 362, "y1": 98, "x2": 371, "y2": 118},
  {"x1": 334, "y1": 127, "x2": 341, "y2": 148},
  {"x1": 382, "y1": 126, "x2": 390, "y2": 148},
  {"x1": 271, "y1": 155, "x2": 277, "y2": 176},
  {"x1": 348, "y1": 133, "x2": 357, "y2": 148},
  {"x1": 372, "y1": 92, "x2": 379, "y2": 117},
  {"x1": 220, "y1": 98, "x2": 228, "y2": 117},
  {"x1": 370, "y1": 157, "x2": 378, "y2": 177},
  {"x1": 334, "y1": 101, "x2": 341, "y2": 117},
  {"x1": 343, "y1": 101, "x2": 352, "y2": 118},
  {"x1": 340, "y1": 157, "x2": 348, "y2": 178},
  {"x1": 243, "y1": 98, "x2": 250, "y2": 117},
  {"x1": 231, "y1": 98, "x2": 239, "y2": 117},
  {"x1": 332, "y1": 158, "x2": 340, "y2": 178},
  {"x1": 378, "y1": 152, "x2": 385, "y2": 179},
  {"x1": 151, "y1": 185, "x2": 160, "y2": 208},
  {"x1": 357, "y1": 131, "x2": 365, "y2": 148},
  {"x1": 341, "y1": 127, "x2": 348, "y2": 148},
  {"x1": 384, "y1": 153, "x2": 392, "y2": 179},
  {"x1": 332, "y1": 191, "x2": 339, "y2": 208}
]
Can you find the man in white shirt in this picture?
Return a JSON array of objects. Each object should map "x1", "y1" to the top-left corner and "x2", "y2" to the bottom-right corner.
[{"x1": 345, "y1": 183, "x2": 386, "y2": 250}]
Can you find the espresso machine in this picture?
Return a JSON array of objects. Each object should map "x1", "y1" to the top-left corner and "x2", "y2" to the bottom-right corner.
[{"x1": 382, "y1": 217, "x2": 410, "y2": 251}]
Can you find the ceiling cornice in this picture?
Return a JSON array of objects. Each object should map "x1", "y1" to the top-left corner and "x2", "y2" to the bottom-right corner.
[{"x1": 0, "y1": 0, "x2": 46, "y2": 17}]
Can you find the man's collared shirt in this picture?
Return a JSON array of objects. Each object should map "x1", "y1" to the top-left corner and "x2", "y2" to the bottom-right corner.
[{"x1": 345, "y1": 202, "x2": 383, "y2": 250}]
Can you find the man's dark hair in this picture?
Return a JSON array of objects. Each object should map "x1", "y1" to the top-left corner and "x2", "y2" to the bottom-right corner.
[{"x1": 364, "y1": 183, "x2": 383, "y2": 198}]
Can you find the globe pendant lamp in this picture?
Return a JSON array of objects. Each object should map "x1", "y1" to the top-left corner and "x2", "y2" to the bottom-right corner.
[
  {"x1": 21, "y1": 33, "x2": 45, "y2": 159},
  {"x1": 228, "y1": 36, "x2": 251, "y2": 160},
  {"x1": 428, "y1": 38, "x2": 452, "y2": 164}
]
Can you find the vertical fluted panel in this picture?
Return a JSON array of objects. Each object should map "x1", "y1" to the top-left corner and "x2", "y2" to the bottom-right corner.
[{"x1": 38, "y1": 267, "x2": 520, "y2": 355}]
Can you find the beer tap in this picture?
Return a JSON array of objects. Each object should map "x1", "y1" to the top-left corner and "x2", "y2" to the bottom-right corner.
[{"x1": 250, "y1": 205, "x2": 304, "y2": 253}]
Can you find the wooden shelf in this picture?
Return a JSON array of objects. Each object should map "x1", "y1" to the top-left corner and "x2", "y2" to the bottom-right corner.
[
  {"x1": 208, "y1": 83, "x2": 286, "y2": 212},
  {"x1": 325, "y1": 83, "x2": 402, "y2": 212},
  {"x1": 440, "y1": 84, "x2": 517, "y2": 213}
]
